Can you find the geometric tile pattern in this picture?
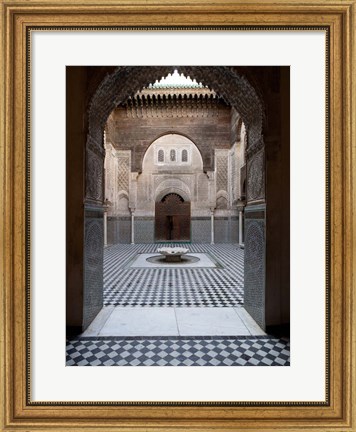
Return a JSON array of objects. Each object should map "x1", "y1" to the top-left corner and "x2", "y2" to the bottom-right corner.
[
  {"x1": 66, "y1": 336, "x2": 290, "y2": 366},
  {"x1": 104, "y1": 243, "x2": 244, "y2": 307},
  {"x1": 217, "y1": 154, "x2": 228, "y2": 192},
  {"x1": 117, "y1": 156, "x2": 129, "y2": 191},
  {"x1": 244, "y1": 218, "x2": 265, "y2": 329}
]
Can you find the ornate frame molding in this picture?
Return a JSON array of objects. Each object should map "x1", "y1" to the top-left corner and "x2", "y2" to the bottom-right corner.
[{"x1": 1, "y1": 1, "x2": 355, "y2": 430}]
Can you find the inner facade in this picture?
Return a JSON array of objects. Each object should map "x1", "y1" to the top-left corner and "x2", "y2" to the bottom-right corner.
[{"x1": 104, "y1": 78, "x2": 246, "y2": 246}]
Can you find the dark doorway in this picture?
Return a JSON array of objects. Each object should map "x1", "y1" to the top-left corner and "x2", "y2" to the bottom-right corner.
[{"x1": 155, "y1": 193, "x2": 190, "y2": 241}]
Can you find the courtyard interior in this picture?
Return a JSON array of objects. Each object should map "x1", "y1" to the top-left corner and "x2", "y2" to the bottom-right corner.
[{"x1": 66, "y1": 243, "x2": 290, "y2": 366}]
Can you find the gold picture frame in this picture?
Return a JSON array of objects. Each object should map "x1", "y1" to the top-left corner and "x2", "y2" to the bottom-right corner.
[{"x1": 1, "y1": 0, "x2": 355, "y2": 430}]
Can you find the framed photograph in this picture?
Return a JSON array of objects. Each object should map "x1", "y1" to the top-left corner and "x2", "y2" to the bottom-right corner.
[{"x1": 1, "y1": 0, "x2": 355, "y2": 430}]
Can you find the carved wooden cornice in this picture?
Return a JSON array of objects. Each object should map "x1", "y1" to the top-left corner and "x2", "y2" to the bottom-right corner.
[{"x1": 119, "y1": 89, "x2": 227, "y2": 119}]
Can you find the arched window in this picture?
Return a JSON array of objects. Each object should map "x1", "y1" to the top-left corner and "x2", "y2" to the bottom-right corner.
[
  {"x1": 158, "y1": 149, "x2": 164, "y2": 163},
  {"x1": 181, "y1": 149, "x2": 188, "y2": 162},
  {"x1": 170, "y1": 149, "x2": 176, "y2": 162}
]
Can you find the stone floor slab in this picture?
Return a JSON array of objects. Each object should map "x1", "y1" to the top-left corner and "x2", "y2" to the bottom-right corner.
[
  {"x1": 98, "y1": 307, "x2": 179, "y2": 336},
  {"x1": 84, "y1": 306, "x2": 265, "y2": 337},
  {"x1": 81, "y1": 306, "x2": 115, "y2": 337},
  {"x1": 234, "y1": 307, "x2": 266, "y2": 336},
  {"x1": 175, "y1": 307, "x2": 251, "y2": 336}
]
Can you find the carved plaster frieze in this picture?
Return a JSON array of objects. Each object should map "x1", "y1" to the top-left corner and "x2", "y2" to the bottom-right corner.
[
  {"x1": 247, "y1": 149, "x2": 265, "y2": 202},
  {"x1": 86, "y1": 149, "x2": 104, "y2": 202}
]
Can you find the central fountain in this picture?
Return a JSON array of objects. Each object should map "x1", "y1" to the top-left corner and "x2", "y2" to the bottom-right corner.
[
  {"x1": 135, "y1": 246, "x2": 212, "y2": 268},
  {"x1": 156, "y1": 246, "x2": 190, "y2": 263}
]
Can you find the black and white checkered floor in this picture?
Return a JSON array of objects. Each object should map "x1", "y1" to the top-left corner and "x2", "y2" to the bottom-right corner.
[
  {"x1": 66, "y1": 336, "x2": 290, "y2": 366},
  {"x1": 104, "y1": 243, "x2": 244, "y2": 307},
  {"x1": 67, "y1": 243, "x2": 290, "y2": 366}
]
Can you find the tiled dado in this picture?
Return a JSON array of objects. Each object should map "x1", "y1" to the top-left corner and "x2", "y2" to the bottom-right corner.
[
  {"x1": 107, "y1": 216, "x2": 241, "y2": 244},
  {"x1": 84, "y1": 205, "x2": 104, "y2": 330},
  {"x1": 244, "y1": 204, "x2": 266, "y2": 330}
]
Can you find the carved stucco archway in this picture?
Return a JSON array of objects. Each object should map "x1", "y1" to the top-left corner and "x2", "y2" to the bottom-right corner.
[
  {"x1": 84, "y1": 66, "x2": 267, "y2": 330},
  {"x1": 87, "y1": 66, "x2": 264, "y2": 196},
  {"x1": 155, "y1": 179, "x2": 191, "y2": 203}
]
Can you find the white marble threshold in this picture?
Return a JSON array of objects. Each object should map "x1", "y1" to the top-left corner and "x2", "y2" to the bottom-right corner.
[{"x1": 82, "y1": 306, "x2": 266, "y2": 337}]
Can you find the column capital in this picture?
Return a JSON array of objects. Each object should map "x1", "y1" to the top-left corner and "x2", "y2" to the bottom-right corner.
[
  {"x1": 103, "y1": 198, "x2": 111, "y2": 210},
  {"x1": 206, "y1": 171, "x2": 215, "y2": 181}
]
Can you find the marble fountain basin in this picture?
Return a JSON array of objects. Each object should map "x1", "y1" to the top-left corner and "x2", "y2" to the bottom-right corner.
[{"x1": 156, "y1": 247, "x2": 189, "y2": 262}]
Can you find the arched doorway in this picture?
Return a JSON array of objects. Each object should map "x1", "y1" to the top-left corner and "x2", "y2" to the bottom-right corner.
[
  {"x1": 66, "y1": 65, "x2": 290, "y2": 334},
  {"x1": 155, "y1": 193, "x2": 191, "y2": 241},
  {"x1": 85, "y1": 67, "x2": 267, "y2": 331}
]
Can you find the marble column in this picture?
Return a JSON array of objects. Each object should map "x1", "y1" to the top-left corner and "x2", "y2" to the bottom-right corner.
[
  {"x1": 129, "y1": 172, "x2": 139, "y2": 246},
  {"x1": 103, "y1": 209, "x2": 108, "y2": 246},
  {"x1": 207, "y1": 170, "x2": 216, "y2": 245},
  {"x1": 210, "y1": 209, "x2": 215, "y2": 245},
  {"x1": 103, "y1": 199, "x2": 111, "y2": 247},
  {"x1": 130, "y1": 209, "x2": 135, "y2": 244},
  {"x1": 239, "y1": 210, "x2": 244, "y2": 246}
]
